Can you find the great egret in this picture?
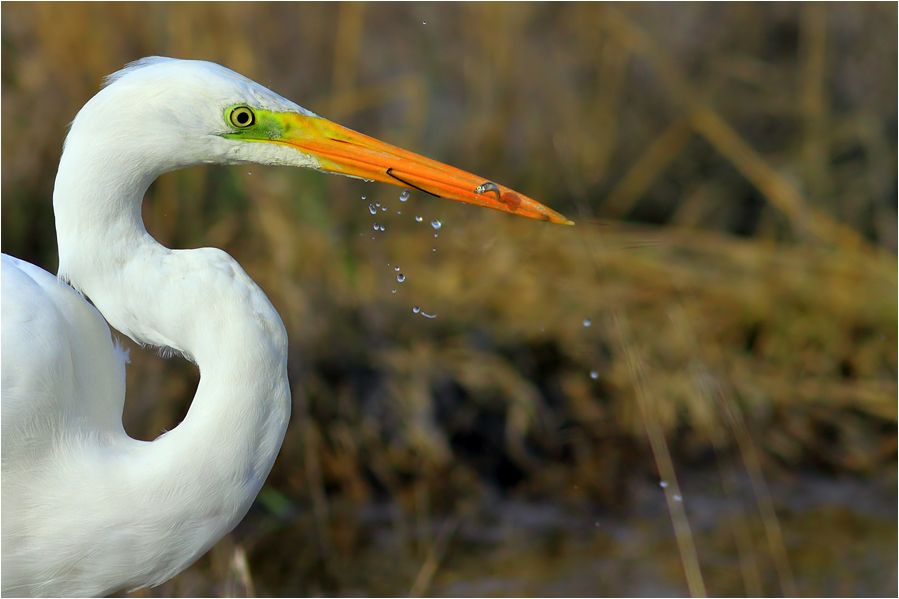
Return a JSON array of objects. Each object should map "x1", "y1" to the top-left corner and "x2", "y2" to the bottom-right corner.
[{"x1": 0, "y1": 57, "x2": 570, "y2": 596}]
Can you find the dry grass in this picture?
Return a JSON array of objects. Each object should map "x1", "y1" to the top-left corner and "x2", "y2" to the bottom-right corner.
[{"x1": 2, "y1": 3, "x2": 896, "y2": 596}]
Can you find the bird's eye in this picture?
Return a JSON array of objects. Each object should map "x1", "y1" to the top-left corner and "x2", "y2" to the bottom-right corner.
[{"x1": 229, "y1": 106, "x2": 255, "y2": 128}]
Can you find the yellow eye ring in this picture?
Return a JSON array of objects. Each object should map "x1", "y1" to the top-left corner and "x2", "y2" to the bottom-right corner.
[{"x1": 229, "y1": 106, "x2": 255, "y2": 128}]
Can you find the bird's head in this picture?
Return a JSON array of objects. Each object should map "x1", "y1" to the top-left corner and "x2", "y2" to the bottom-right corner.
[{"x1": 70, "y1": 57, "x2": 571, "y2": 224}]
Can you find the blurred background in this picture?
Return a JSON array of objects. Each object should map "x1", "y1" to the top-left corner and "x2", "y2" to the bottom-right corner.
[{"x1": 2, "y1": 3, "x2": 896, "y2": 596}]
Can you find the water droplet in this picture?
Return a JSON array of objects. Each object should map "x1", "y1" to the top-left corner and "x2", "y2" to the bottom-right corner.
[
  {"x1": 419, "y1": 310, "x2": 437, "y2": 319},
  {"x1": 659, "y1": 481, "x2": 668, "y2": 489},
  {"x1": 583, "y1": 318, "x2": 592, "y2": 328},
  {"x1": 396, "y1": 273, "x2": 406, "y2": 283},
  {"x1": 415, "y1": 216, "x2": 423, "y2": 223},
  {"x1": 673, "y1": 494, "x2": 683, "y2": 502},
  {"x1": 399, "y1": 190, "x2": 410, "y2": 202},
  {"x1": 361, "y1": 195, "x2": 367, "y2": 201},
  {"x1": 394, "y1": 266, "x2": 401, "y2": 272},
  {"x1": 381, "y1": 206, "x2": 387, "y2": 212},
  {"x1": 392, "y1": 289, "x2": 397, "y2": 294},
  {"x1": 379, "y1": 225, "x2": 386, "y2": 232},
  {"x1": 412, "y1": 306, "x2": 421, "y2": 314},
  {"x1": 589, "y1": 370, "x2": 599, "y2": 380},
  {"x1": 431, "y1": 219, "x2": 442, "y2": 230},
  {"x1": 373, "y1": 224, "x2": 380, "y2": 231},
  {"x1": 368, "y1": 204, "x2": 377, "y2": 215}
]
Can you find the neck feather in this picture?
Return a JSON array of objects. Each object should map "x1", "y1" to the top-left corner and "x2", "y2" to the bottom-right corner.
[{"x1": 52, "y1": 130, "x2": 291, "y2": 592}]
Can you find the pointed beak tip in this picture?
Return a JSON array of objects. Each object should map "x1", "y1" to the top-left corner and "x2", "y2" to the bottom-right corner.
[{"x1": 542, "y1": 209, "x2": 575, "y2": 226}]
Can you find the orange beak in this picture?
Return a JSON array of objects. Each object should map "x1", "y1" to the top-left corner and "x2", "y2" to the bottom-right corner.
[{"x1": 276, "y1": 113, "x2": 573, "y2": 225}]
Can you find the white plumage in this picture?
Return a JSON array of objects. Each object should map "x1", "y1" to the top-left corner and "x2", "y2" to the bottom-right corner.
[
  {"x1": 3, "y1": 59, "x2": 294, "y2": 597},
  {"x1": 1, "y1": 57, "x2": 568, "y2": 597}
]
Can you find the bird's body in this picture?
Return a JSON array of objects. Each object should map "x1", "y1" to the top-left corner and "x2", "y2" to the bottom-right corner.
[
  {"x1": 2, "y1": 253, "x2": 289, "y2": 597},
  {"x1": 1, "y1": 57, "x2": 569, "y2": 596}
]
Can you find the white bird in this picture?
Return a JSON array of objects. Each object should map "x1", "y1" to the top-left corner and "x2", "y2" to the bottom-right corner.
[{"x1": 1, "y1": 57, "x2": 570, "y2": 597}]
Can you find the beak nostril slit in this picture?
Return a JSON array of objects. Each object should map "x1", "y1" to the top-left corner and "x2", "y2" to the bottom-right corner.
[{"x1": 386, "y1": 168, "x2": 441, "y2": 199}]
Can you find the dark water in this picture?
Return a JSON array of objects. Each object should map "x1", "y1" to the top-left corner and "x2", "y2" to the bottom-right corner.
[
  {"x1": 139, "y1": 468, "x2": 897, "y2": 597},
  {"x1": 325, "y1": 470, "x2": 897, "y2": 597},
  {"x1": 431, "y1": 477, "x2": 895, "y2": 597}
]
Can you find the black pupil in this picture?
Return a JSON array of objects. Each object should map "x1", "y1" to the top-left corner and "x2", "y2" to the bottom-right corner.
[{"x1": 236, "y1": 110, "x2": 249, "y2": 125}]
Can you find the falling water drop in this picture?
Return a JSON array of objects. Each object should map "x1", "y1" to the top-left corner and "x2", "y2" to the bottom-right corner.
[
  {"x1": 583, "y1": 318, "x2": 592, "y2": 328},
  {"x1": 361, "y1": 195, "x2": 367, "y2": 201},
  {"x1": 431, "y1": 219, "x2": 442, "y2": 231},
  {"x1": 379, "y1": 225, "x2": 386, "y2": 232},
  {"x1": 659, "y1": 481, "x2": 669, "y2": 489},
  {"x1": 396, "y1": 273, "x2": 406, "y2": 283},
  {"x1": 415, "y1": 216, "x2": 423, "y2": 223},
  {"x1": 673, "y1": 494, "x2": 683, "y2": 502},
  {"x1": 394, "y1": 266, "x2": 401, "y2": 272},
  {"x1": 412, "y1": 306, "x2": 421, "y2": 314},
  {"x1": 589, "y1": 370, "x2": 598, "y2": 380},
  {"x1": 399, "y1": 190, "x2": 410, "y2": 202},
  {"x1": 373, "y1": 224, "x2": 380, "y2": 231},
  {"x1": 368, "y1": 204, "x2": 377, "y2": 215}
]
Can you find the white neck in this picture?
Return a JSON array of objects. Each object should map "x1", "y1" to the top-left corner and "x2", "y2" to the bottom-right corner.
[{"x1": 53, "y1": 128, "x2": 291, "y2": 590}]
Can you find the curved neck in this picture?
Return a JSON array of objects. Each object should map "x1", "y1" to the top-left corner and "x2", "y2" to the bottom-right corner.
[{"x1": 53, "y1": 134, "x2": 291, "y2": 589}]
